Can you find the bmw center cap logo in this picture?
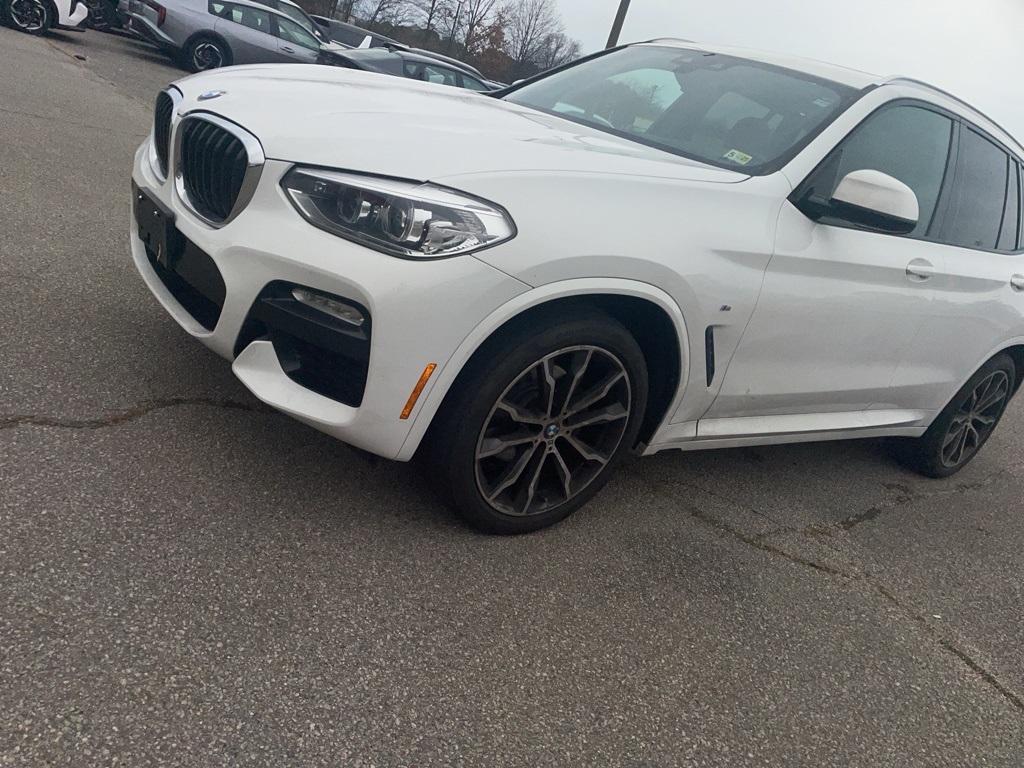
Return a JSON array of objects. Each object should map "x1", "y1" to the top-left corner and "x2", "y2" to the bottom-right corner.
[{"x1": 198, "y1": 90, "x2": 226, "y2": 101}]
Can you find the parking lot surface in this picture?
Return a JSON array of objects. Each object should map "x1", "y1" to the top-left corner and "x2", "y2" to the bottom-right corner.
[{"x1": 2, "y1": 26, "x2": 1024, "y2": 767}]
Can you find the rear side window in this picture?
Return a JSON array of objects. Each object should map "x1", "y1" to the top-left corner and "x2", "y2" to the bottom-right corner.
[
  {"x1": 940, "y1": 128, "x2": 1010, "y2": 251},
  {"x1": 997, "y1": 162, "x2": 1021, "y2": 251},
  {"x1": 211, "y1": 2, "x2": 271, "y2": 31},
  {"x1": 800, "y1": 104, "x2": 953, "y2": 238}
]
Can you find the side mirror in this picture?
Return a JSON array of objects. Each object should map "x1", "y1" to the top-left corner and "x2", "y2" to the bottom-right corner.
[{"x1": 828, "y1": 169, "x2": 919, "y2": 234}]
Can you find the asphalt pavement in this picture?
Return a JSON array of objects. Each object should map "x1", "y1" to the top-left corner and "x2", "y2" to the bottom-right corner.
[{"x1": 2, "y1": 26, "x2": 1024, "y2": 767}]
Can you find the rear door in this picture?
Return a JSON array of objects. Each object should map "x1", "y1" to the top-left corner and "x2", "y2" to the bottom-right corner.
[
  {"x1": 904, "y1": 127, "x2": 1024, "y2": 409},
  {"x1": 211, "y1": 2, "x2": 284, "y2": 64}
]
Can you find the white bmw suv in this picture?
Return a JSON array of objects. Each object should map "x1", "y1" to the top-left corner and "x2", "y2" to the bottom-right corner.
[{"x1": 130, "y1": 41, "x2": 1024, "y2": 533}]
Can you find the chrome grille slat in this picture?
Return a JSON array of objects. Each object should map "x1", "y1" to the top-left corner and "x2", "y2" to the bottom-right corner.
[{"x1": 176, "y1": 115, "x2": 259, "y2": 226}]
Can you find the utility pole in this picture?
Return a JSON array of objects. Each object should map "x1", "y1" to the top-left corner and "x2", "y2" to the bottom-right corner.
[{"x1": 605, "y1": 0, "x2": 631, "y2": 48}]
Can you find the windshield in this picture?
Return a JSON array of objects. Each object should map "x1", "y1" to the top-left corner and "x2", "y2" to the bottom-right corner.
[{"x1": 504, "y1": 45, "x2": 859, "y2": 173}]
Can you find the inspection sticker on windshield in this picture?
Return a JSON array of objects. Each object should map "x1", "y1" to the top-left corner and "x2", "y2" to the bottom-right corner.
[{"x1": 723, "y1": 149, "x2": 753, "y2": 165}]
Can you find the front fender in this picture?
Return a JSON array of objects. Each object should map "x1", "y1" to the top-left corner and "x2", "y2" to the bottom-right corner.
[{"x1": 394, "y1": 277, "x2": 692, "y2": 461}]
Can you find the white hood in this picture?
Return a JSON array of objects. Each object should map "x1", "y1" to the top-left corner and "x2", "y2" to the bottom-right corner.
[{"x1": 173, "y1": 65, "x2": 747, "y2": 185}]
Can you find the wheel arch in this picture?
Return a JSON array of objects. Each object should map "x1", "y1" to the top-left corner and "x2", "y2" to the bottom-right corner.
[
  {"x1": 1002, "y1": 343, "x2": 1024, "y2": 396},
  {"x1": 397, "y1": 279, "x2": 690, "y2": 461}
]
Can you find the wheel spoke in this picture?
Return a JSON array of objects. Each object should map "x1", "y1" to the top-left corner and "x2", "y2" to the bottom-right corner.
[
  {"x1": 487, "y1": 443, "x2": 540, "y2": 501},
  {"x1": 975, "y1": 379, "x2": 1008, "y2": 413},
  {"x1": 478, "y1": 430, "x2": 540, "y2": 459},
  {"x1": 562, "y1": 433, "x2": 609, "y2": 465},
  {"x1": 558, "y1": 349, "x2": 593, "y2": 416},
  {"x1": 566, "y1": 369, "x2": 625, "y2": 417},
  {"x1": 541, "y1": 358, "x2": 557, "y2": 419},
  {"x1": 566, "y1": 402, "x2": 628, "y2": 429},
  {"x1": 943, "y1": 417, "x2": 968, "y2": 450},
  {"x1": 550, "y1": 447, "x2": 573, "y2": 501},
  {"x1": 496, "y1": 400, "x2": 546, "y2": 425},
  {"x1": 520, "y1": 450, "x2": 548, "y2": 515},
  {"x1": 973, "y1": 414, "x2": 996, "y2": 427}
]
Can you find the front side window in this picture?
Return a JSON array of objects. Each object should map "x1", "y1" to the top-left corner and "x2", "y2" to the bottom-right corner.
[
  {"x1": 276, "y1": 17, "x2": 319, "y2": 49},
  {"x1": 940, "y1": 128, "x2": 1010, "y2": 251},
  {"x1": 461, "y1": 75, "x2": 490, "y2": 92},
  {"x1": 504, "y1": 45, "x2": 859, "y2": 172},
  {"x1": 798, "y1": 105, "x2": 954, "y2": 238}
]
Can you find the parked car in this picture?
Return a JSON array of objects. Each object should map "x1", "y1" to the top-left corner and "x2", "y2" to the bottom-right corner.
[
  {"x1": 1, "y1": 0, "x2": 87, "y2": 34},
  {"x1": 331, "y1": 46, "x2": 496, "y2": 91},
  {"x1": 129, "y1": 40, "x2": 1024, "y2": 533},
  {"x1": 125, "y1": 0, "x2": 344, "y2": 71},
  {"x1": 308, "y1": 14, "x2": 394, "y2": 48}
]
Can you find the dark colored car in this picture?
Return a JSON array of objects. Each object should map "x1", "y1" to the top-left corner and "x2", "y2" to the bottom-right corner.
[
  {"x1": 331, "y1": 46, "x2": 495, "y2": 92},
  {"x1": 308, "y1": 14, "x2": 395, "y2": 48}
]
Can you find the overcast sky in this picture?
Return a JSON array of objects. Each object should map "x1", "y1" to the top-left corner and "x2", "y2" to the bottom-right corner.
[{"x1": 554, "y1": 0, "x2": 1024, "y2": 143}]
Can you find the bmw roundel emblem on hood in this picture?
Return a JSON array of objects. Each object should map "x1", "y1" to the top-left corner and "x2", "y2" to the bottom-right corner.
[{"x1": 198, "y1": 90, "x2": 226, "y2": 101}]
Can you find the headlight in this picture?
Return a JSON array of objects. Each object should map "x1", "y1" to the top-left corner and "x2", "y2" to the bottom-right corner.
[{"x1": 281, "y1": 168, "x2": 515, "y2": 259}]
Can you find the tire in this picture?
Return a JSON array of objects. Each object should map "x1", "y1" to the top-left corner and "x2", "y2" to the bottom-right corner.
[
  {"x1": 183, "y1": 35, "x2": 230, "y2": 72},
  {"x1": 894, "y1": 353, "x2": 1016, "y2": 478},
  {"x1": 2, "y1": 0, "x2": 53, "y2": 34},
  {"x1": 424, "y1": 309, "x2": 649, "y2": 534}
]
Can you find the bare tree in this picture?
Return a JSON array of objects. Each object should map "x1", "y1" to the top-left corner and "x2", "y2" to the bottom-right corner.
[
  {"x1": 357, "y1": 0, "x2": 411, "y2": 26},
  {"x1": 502, "y1": 0, "x2": 559, "y2": 71},
  {"x1": 534, "y1": 30, "x2": 580, "y2": 70},
  {"x1": 459, "y1": 0, "x2": 498, "y2": 54},
  {"x1": 414, "y1": 0, "x2": 452, "y2": 43}
]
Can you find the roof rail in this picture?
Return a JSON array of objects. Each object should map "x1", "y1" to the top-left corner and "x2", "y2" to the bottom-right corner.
[{"x1": 885, "y1": 76, "x2": 1024, "y2": 155}]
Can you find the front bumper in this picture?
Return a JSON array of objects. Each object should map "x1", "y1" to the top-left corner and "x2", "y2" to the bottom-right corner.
[
  {"x1": 125, "y1": 11, "x2": 174, "y2": 48},
  {"x1": 130, "y1": 140, "x2": 528, "y2": 460}
]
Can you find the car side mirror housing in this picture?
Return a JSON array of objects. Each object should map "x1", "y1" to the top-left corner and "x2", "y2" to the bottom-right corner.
[{"x1": 827, "y1": 169, "x2": 919, "y2": 235}]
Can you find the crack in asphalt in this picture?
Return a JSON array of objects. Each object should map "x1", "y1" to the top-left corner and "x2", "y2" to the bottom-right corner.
[
  {"x1": 0, "y1": 397, "x2": 267, "y2": 431},
  {"x1": 635, "y1": 468, "x2": 1024, "y2": 716}
]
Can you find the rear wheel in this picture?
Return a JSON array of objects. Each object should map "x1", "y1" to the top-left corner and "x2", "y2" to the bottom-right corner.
[
  {"x1": 425, "y1": 311, "x2": 648, "y2": 534},
  {"x1": 895, "y1": 353, "x2": 1015, "y2": 478},
  {"x1": 3, "y1": 0, "x2": 53, "y2": 34},
  {"x1": 184, "y1": 35, "x2": 230, "y2": 72}
]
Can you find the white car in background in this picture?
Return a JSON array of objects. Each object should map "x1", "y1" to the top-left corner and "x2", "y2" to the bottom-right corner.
[
  {"x1": 1, "y1": 0, "x2": 87, "y2": 34},
  {"x1": 130, "y1": 40, "x2": 1024, "y2": 533}
]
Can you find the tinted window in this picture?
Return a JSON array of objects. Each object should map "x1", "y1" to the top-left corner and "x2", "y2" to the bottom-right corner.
[
  {"x1": 461, "y1": 75, "x2": 490, "y2": 92},
  {"x1": 505, "y1": 45, "x2": 858, "y2": 172},
  {"x1": 276, "y1": 17, "x2": 318, "y2": 49},
  {"x1": 213, "y1": 2, "x2": 271, "y2": 31},
  {"x1": 802, "y1": 105, "x2": 953, "y2": 238},
  {"x1": 423, "y1": 64, "x2": 458, "y2": 87},
  {"x1": 941, "y1": 128, "x2": 1010, "y2": 251},
  {"x1": 997, "y1": 161, "x2": 1020, "y2": 251},
  {"x1": 1019, "y1": 164, "x2": 1024, "y2": 249}
]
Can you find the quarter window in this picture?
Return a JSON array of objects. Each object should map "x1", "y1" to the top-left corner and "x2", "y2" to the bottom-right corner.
[
  {"x1": 997, "y1": 162, "x2": 1022, "y2": 252},
  {"x1": 940, "y1": 128, "x2": 1010, "y2": 251},
  {"x1": 801, "y1": 105, "x2": 953, "y2": 238}
]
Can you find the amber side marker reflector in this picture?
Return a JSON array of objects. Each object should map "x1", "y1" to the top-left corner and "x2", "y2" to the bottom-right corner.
[{"x1": 400, "y1": 363, "x2": 438, "y2": 420}]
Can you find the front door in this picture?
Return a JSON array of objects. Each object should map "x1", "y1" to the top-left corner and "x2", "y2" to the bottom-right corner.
[{"x1": 707, "y1": 102, "x2": 957, "y2": 423}]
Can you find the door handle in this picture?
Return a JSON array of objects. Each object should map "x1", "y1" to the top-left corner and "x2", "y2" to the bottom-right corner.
[
  {"x1": 1011, "y1": 274, "x2": 1024, "y2": 292},
  {"x1": 906, "y1": 259, "x2": 936, "y2": 281},
  {"x1": 282, "y1": 46, "x2": 295, "y2": 52}
]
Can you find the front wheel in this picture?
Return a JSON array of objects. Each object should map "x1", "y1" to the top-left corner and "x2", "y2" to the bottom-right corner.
[
  {"x1": 3, "y1": 0, "x2": 53, "y2": 34},
  {"x1": 425, "y1": 311, "x2": 648, "y2": 534},
  {"x1": 894, "y1": 353, "x2": 1016, "y2": 478}
]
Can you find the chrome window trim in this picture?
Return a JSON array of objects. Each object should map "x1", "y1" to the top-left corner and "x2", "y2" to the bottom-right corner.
[
  {"x1": 149, "y1": 86, "x2": 183, "y2": 183},
  {"x1": 173, "y1": 111, "x2": 266, "y2": 229}
]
